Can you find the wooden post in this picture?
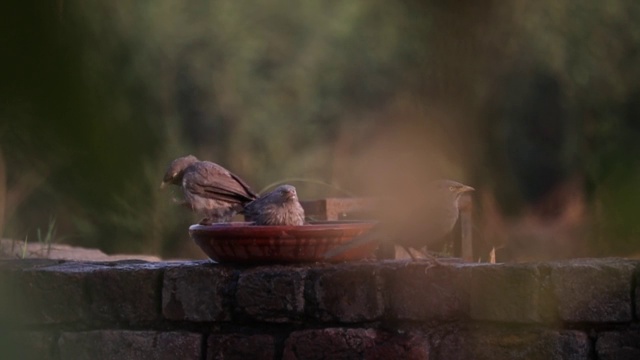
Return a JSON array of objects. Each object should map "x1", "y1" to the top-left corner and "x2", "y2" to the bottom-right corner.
[
  {"x1": 300, "y1": 198, "x2": 377, "y2": 221},
  {"x1": 458, "y1": 193, "x2": 473, "y2": 262},
  {"x1": 302, "y1": 196, "x2": 475, "y2": 262}
]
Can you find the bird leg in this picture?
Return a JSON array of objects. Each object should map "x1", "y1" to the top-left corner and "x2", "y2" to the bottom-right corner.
[
  {"x1": 416, "y1": 248, "x2": 445, "y2": 267},
  {"x1": 399, "y1": 246, "x2": 443, "y2": 268},
  {"x1": 172, "y1": 198, "x2": 191, "y2": 208},
  {"x1": 402, "y1": 246, "x2": 418, "y2": 261},
  {"x1": 199, "y1": 217, "x2": 213, "y2": 225}
]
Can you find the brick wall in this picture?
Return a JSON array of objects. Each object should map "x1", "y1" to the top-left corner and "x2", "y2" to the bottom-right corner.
[{"x1": 1, "y1": 258, "x2": 639, "y2": 359}]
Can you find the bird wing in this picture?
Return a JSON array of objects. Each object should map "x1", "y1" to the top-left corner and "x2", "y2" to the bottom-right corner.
[
  {"x1": 242, "y1": 190, "x2": 274, "y2": 217},
  {"x1": 227, "y1": 171, "x2": 259, "y2": 199},
  {"x1": 183, "y1": 162, "x2": 258, "y2": 204}
]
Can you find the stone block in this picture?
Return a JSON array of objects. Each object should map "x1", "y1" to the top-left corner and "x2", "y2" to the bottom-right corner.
[
  {"x1": 283, "y1": 328, "x2": 429, "y2": 360},
  {"x1": 634, "y1": 264, "x2": 640, "y2": 320},
  {"x1": 58, "y1": 330, "x2": 201, "y2": 360},
  {"x1": 162, "y1": 262, "x2": 236, "y2": 322},
  {"x1": 550, "y1": 259, "x2": 634, "y2": 322},
  {"x1": 385, "y1": 262, "x2": 468, "y2": 320},
  {"x1": 12, "y1": 263, "x2": 110, "y2": 324},
  {"x1": 596, "y1": 331, "x2": 640, "y2": 360},
  {"x1": 207, "y1": 334, "x2": 275, "y2": 360},
  {"x1": 469, "y1": 263, "x2": 554, "y2": 323},
  {"x1": 0, "y1": 259, "x2": 65, "y2": 270},
  {"x1": 235, "y1": 266, "x2": 306, "y2": 322},
  {"x1": 307, "y1": 263, "x2": 383, "y2": 322},
  {"x1": 3, "y1": 332, "x2": 56, "y2": 360},
  {"x1": 86, "y1": 262, "x2": 166, "y2": 324},
  {"x1": 434, "y1": 327, "x2": 590, "y2": 360}
]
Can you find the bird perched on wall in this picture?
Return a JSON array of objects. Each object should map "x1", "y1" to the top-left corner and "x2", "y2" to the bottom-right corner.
[
  {"x1": 244, "y1": 184, "x2": 306, "y2": 226},
  {"x1": 324, "y1": 179, "x2": 474, "y2": 261},
  {"x1": 161, "y1": 155, "x2": 258, "y2": 224}
]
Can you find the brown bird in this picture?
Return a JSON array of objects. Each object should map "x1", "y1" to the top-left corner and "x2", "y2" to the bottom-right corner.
[
  {"x1": 161, "y1": 155, "x2": 258, "y2": 224},
  {"x1": 324, "y1": 179, "x2": 474, "y2": 260},
  {"x1": 243, "y1": 184, "x2": 305, "y2": 226}
]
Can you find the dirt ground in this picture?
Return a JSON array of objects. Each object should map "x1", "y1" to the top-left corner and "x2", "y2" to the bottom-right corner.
[{"x1": 0, "y1": 239, "x2": 161, "y2": 262}]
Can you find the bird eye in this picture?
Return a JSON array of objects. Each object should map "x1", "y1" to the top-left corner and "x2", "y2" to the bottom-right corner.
[{"x1": 449, "y1": 186, "x2": 456, "y2": 191}]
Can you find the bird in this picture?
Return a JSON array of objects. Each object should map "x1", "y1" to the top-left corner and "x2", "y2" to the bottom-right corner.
[
  {"x1": 243, "y1": 184, "x2": 305, "y2": 226},
  {"x1": 161, "y1": 155, "x2": 258, "y2": 224},
  {"x1": 324, "y1": 179, "x2": 474, "y2": 261}
]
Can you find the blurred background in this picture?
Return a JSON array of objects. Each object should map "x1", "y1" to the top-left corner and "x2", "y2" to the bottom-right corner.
[{"x1": 1, "y1": 0, "x2": 639, "y2": 261}]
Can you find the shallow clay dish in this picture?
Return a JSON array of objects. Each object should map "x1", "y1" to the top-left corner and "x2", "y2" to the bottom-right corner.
[{"x1": 189, "y1": 221, "x2": 377, "y2": 263}]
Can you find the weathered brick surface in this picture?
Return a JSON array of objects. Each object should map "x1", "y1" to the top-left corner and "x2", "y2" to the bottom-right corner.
[
  {"x1": 0, "y1": 259, "x2": 64, "y2": 270},
  {"x1": 235, "y1": 266, "x2": 306, "y2": 322},
  {"x1": 3, "y1": 258, "x2": 639, "y2": 360},
  {"x1": 469, "y1": 263, "x2": 554, "y2": 323},
  {"x1": 283, "y1": 328, "x2": 429, "y2": 360},
  {"x1": 12, "y1": 262, "x2": 110, "y2": 324},
  {"x1": 434, "y1": 327, "x2": 591, "y2": 360},
  {"x1": 596, "y1": 331, "x2": 640, "y2": 360},
  {"x1": 550, "y1": 259, "x2": 635, "y2": 322},
  {"x1": 307, "y1": 263, "x2": 383, "y2": 322},
  {"x1": 58, "y1": 330, "x2": 201, "y2": 360},
  {"x1": 385, "y1": 262, "x2": 468, "y2": 320},
  {"x1": 162, "y1": 262, "x2": 236, "y2": 321},
  {"x1": 3, "y1": 332, "x2": 56, "y2": 360},
  {"x1": 207, "y1": 333, "x2": 275, "y2": 360},
  {"x1": 635, "y1": 265, "x2": 640, "y2": 321},
  {"x1": 87, "y1": 262, "x2": 166, "y2": 324}
]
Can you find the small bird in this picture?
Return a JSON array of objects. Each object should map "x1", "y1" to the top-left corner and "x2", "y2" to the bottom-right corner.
[
  {"x1": 161, "y1": 155, "x2": 258, "y2": 224},
  {"x1": 243, "y1": 184, "x2": 306, "y2": 226},
  {"x1": 324, "y1": 179, "x2": 474, "y2": 261}
]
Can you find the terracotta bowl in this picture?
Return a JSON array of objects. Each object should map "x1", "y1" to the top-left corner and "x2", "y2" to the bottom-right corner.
[{"x1": 189, "y1": 221, "x2": 378, "y2": 264}]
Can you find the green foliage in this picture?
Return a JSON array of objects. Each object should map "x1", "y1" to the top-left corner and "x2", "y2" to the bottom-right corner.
[{"x1": 0, "y1": 1, "x2": 639, "y2": 257}]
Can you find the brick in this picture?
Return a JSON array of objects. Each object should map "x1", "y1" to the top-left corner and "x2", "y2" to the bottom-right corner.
[
  {"x1": 596, "y1": 331, "x2": 640, "y2": 360},
  {"x1": 469, "y1": 263, "x2": 554, "y2": 323},
  {"x1": 283, "y1": 328, "x2": 429, "y2": 360},
  {"x1": 207, "y1": 334, "x2": 275, "y2": 360},
  {"x1": 12, "y1": 263, "x2": 110, "y2": 324},
  {"x1": 0, "y1": 259, "x2": 64, "y2": 270},
  {"x1": 308, "y1": 263, "x2": 383, "y2": 322},
  {"x1": 162, "y1": 262, "x2": 236, "y2": 321},
  {"x1": 361, "y1": 332, "x2": 430, "y2": 360},
  {"x1": 550, "y1": 259, "x2": 634, "y2": 322},
  {"x1": 385, "y1": 262, "x2": 468, "y2": 320},
  {"x1": 0, "y1": 268, "x2": 22, "y2": 326},
  {"x1": 235, "y1": 266, "x2": 306, "y2": 322},
  {"x1": 434, "y1": 327, "x2": 590, "y2": 360},
  {"x1": 635, "y1": 264, "x2": 640, "y2": 320},
  {"x1": 86, "y1": 262, "x2": 166, "y2": 324},
  {"x1": 3, "y1": 332, "x2": 56, "y2": 360},
  {"x1": 58, "y1": 330, "x2": 201, "y2": 360}
]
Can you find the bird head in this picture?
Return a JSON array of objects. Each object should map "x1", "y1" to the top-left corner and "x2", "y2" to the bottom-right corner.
[
  {"x1": 431, "y1": 179, "x2": 475, "y2": 199},
  {"x1": 160, "y1": 155, "x2": 199, "y2": 188},
  {"x1": 275, "y1": 184, "x2": 298, "y2": 202}
]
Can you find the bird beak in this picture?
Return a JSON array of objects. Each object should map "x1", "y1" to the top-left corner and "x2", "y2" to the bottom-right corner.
[
  {"x1": 458, "y1": 185, "x2": 475, "y2": 193},
  {"x1": 160, "y1": 181, "x2": 167, "y2": 189},
  {"x1": 285, "y1": 190, "x2": 297, "y2": 200}
]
